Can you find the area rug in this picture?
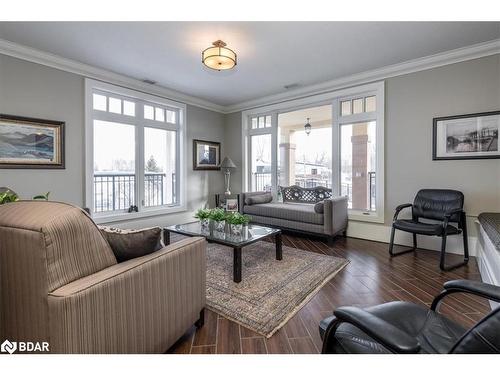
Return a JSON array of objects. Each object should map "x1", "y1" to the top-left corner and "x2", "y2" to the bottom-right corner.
[{"x1": 206, "y1": 241, "x2": 349, "y2": 338}]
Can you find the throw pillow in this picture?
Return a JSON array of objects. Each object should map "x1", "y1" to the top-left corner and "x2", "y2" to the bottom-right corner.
[
  {"x1": 245, "y1": 193, "x2": 273, "y2": 205},
  {"x1": 314, "y1": 201, "x2": 324, "y2": 214},
  {"x1": 99, "y1": 226, "x2": 163, "y2": 263}
]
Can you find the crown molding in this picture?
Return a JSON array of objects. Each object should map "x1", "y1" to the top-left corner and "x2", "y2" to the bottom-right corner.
[
  {"x1": 1, "y1": 37, "x2": 499, "y2": 115},
  {"x1": 224, "y1": 38, "x2": 500, "y2": 113},
  {"x1": 0, "y1": 38, "x2": 226, "y2": 113}
]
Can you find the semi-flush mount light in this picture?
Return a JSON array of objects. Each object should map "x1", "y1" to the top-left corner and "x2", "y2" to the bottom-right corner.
[
  {"x1": 304, "y1": 117, "x2": 312, "y2": 135},
  {"x1": 202, "y1": 40, "x2": 237, "y2": 71}
]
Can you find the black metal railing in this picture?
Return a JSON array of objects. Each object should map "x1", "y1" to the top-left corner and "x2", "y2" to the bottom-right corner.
[
  {"x1": 369, "y1": 171, "x2": 376, "y2": 211},
  {"x1": 253, "y1": 172, "x2": 272, "y2": 192},
  {"x1": 252, "y1": 170, "x2": 376, "y2": 211},
  {"x1": 295, "y1": 177, "x2": 331, "y2": 189},
  {"x1": 94, "y1": 172, "x2": 175, "y2": 213},
  {"x1": 342, "y1": 171, "x2": 376, "y2": 211}
]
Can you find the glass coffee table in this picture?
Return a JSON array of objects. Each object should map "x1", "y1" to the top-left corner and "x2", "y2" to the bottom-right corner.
[{"x1": 163, "y1": 222, "x2": 282, "y2": 283}]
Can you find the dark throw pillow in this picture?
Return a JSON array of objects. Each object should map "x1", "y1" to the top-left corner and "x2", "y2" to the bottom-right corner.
[
  {"x1": 245, "y1": 193, "x2": 273, "y2": 205},
  {"x1": 99, "y1": 226, "x2": 163, "y2": 263},
  {"x1": 314, "y1": 201, "x2": 324, "y2": 214}
]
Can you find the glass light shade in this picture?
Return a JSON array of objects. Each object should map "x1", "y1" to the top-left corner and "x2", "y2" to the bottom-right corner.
[
  {"x1": 304, "y1": 119, "x2": 312, "y2": 135},
  {"x1": 202, "y1": 41, "x2": 237, "y2": 71}
]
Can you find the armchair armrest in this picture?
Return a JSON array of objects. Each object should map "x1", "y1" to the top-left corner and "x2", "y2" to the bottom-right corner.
[
  {"x1": 444, "y1": 208, "x2": 463, "y2": 218},
  {"x1": 47, "y1": 237, "x2": 206, "y2": 353},
  {"x1": 442, "y1": 208, "x2": 465, "y2": 229},
  {"x1": 326, "y1": 306, "x2": 420, "y2": 353},
  {"x1": 49, "y1": 237, "x2": 205, "y2": 297},
  {"x1": 393, "y1": 203, "x2": 412, "y2": 221},
  {"x1": 431, "y1": 279, "x2": 500, "y2": 310}
]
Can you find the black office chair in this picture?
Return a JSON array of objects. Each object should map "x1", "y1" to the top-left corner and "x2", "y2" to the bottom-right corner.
[
  {"x1": 320, "y1": 279, "x2": 500, "y2": 354},
  {"x1": 389, "y1": 189, "x2": 469, "y2": 271}
]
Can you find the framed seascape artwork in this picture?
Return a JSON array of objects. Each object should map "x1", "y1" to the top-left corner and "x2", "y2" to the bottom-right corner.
[
  {"x1": 0, "y1": 114, "x2": 65, "y2": 169},
  {"x1": 433, "y1": 111, "x2": 500, "y2": 160},
  {"x1": 193, "y1": 139, "x2": 221, "y2": 170}
]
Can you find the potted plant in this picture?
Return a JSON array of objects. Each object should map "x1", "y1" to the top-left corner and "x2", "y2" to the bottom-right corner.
[
  {"x1": 33, "y1": 192, "x2": 50, "y2": 201},
  {"x1": 0, "y1": 190, "x2": 19, "y2": 205},
  {"x1": 194, "y1": 208, "x2": 211, "y2": 229},
  {"x1": 210, "y1": 208, "x2": 227, "y2": 232},
  {"x1": 226, "y1": 212, "x2": 251, "y2": 236}
]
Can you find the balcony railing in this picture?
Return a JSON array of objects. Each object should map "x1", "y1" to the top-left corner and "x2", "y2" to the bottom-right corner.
[
  {"x1": 93, "y1": 172, "x2": 175, "y2": 213},
  {"x1": 253, "y1": 172, "x2": 272, "y2": 192},
  {"x1": 253, "y1": 171, "x2": 376, "y2": 211}
]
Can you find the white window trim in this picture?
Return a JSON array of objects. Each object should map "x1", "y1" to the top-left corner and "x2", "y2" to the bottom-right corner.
[
  {"x1": 241, "y1": 81, "x2": 385, "y2": 223},
  {"x1": 85, "y1": 79, "x2": 187, "y2": 224}
]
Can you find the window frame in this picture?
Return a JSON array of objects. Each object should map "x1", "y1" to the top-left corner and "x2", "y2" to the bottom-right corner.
[
  {"x1": 241, "y1": 81, "x2": 385, "y2": 223},
  {"x1": 85, "y1": 79, "x2": 187, "y2": 224}
]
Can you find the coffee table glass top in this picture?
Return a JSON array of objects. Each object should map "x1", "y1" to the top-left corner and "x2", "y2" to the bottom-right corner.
[{"x1": 164, "y1": 222, "x2": 280, "y2": 246}]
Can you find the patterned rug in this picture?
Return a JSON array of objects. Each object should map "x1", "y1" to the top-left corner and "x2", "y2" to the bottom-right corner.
[{"x1": 206, "y1": 241, "x2": 349, "y2": 338}]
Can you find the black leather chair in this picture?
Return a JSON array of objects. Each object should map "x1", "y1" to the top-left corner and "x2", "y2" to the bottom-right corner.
[
  {"x1": 389, "y1": 189, "x2": 469, "y2": 271},
  {"x1": 320, "y1": 279, "x2": 500, "y2": 354}
]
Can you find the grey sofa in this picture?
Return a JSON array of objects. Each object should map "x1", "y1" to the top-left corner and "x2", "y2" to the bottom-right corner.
[{"x1": 239, "y1": 186, "x2": 348, "y2": 243}]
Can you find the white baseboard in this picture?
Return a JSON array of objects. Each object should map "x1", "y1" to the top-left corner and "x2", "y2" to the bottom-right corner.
[{"x1": 346, "y1": 220, "x2": 477, "y2": 256}]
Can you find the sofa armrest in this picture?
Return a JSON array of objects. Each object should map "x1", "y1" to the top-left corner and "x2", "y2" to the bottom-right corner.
[
  {"x1": 239, "y1": 191, "x2": 270, "y2": 213},
  {"x1": 48, "y1": 237, "x2": 206, "y2": 353},
  {"x1": 323, "y1": 196, "x2": 348, "y2": 236}
]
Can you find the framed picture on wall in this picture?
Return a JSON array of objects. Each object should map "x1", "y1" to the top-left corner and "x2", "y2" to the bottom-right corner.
[
  {"x1": 193, "y1": 139, "x2": 221, "y2": 170},
  {"x1": 433, "y1": 111, "x2": 500, "y2": 160},
  {"x1": 0, "y1": 114, "x2": 65, "y2": 169}
]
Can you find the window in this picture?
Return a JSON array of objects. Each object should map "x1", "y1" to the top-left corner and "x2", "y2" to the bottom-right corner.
[
  {"x1": 278, "y1": 105, "x2": 332, "y2": 191},
  {"x1": 333, "y1": 83, "x2": 384, "y2": 222},
  {"x1": 85, "y1": 79, "x2": 185, "y2": 222},
  {"x1": 242, "y1": 81, "x2": 384, "y2": 223},
  {"x1": 250, "y1": 134, "x2": 272, "y2": 191},
  {"x1": 251, "y1": 115, "x2": 271, "y2": 129},
  {"x1": 341, "y1": 94, "x2": 377, "y2": 116},
  {"x1": 340, "y1": 121, "x2": 376, "y2": 211}
]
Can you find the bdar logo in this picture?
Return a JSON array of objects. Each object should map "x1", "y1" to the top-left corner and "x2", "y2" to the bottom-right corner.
[{"x1": 1, "y1": 340, "x2": 17, "y2": 354}]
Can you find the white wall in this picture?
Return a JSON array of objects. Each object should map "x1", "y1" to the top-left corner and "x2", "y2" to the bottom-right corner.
[
  {"x1": 223, "y1": 55, "x2": 500, "y2": 251},
  {"x1": 0, "y1": 54, "x2": 226, "y2": 228}
]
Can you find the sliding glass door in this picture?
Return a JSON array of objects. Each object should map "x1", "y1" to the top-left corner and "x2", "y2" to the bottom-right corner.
[
  {"x1": 277, "y1": 105, "x2": 332, "y2": 190},
  {"x1": 242, "y1": 81, "x2": 384, "y2": 222}
]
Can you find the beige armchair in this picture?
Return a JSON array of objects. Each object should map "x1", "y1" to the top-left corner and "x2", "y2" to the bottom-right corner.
[{"x1": 0, "y1": 201, "x2": 206, "y2": 353}]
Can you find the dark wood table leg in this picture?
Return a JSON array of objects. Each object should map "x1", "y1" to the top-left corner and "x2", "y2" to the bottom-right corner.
[
  {"x1": 233, "y1": 246, "x2": 242, "y2": 283},
  {"x1": 276, "y1": 231, "x2": 282, "y2": 260},
  {"x1": 163, "y1": 230, "x2": 171, "y2": 246}
]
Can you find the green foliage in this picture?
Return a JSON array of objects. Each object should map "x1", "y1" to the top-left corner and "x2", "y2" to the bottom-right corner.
[
  {"x1": 0, "y1": 191, "x2": 19, "y2": 205},
  {"x1": 33, "y1": 192, "x2": 50, "y2": 201},
  {"x1": 194, "y1": 208, "x2": 211, "y2": 220},
  {"x1": 226, "y1": 212, "x2": 251, "y2": 225},
  {"x1": 209, "y1": 208, "x2": 226, "y2": 222}
]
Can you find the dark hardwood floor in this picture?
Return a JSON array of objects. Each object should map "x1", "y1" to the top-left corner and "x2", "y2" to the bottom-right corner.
[{"x1": 167, "y1": 233, "x2": 490, "y2": 354}]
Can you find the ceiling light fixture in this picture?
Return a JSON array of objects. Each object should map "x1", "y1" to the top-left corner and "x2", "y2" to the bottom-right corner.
[
  {"x1": 304, "y1": 118, "x2": 312, "y2": 135},
  {"x1": 202, "y1": 40, "x2": 237, "y2": 71}
]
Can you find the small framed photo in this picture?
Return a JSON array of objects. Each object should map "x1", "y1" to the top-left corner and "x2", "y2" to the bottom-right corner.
[
  {"x1": 193, "y1": 139, "x2": 220, "y2": 170},
  {"x1": 226, "y1": 198, "x2": 238, "y2": 212},
  {"x1": 0, "y1": 114, "x2": 65, "y2": 169},
  {"x1": 433, "y1": 111, "x2": 500, "y2": 160}
]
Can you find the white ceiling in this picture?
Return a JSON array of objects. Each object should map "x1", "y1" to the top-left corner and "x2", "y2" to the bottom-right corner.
[
  {"x1": 279, "y1": 105, "x2": 332, "y2": 128},
  {"x1": 0, "y1": 22, "x2": 498, "y2": 107}
]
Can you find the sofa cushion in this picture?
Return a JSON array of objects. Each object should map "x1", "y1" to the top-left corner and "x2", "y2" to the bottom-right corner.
[
  {"x1": 314, "y1": 201, "x2": 324, "y2": 214},
  {"x1": 243, "y1": 202, "x2": 324, "y2": 225},
  {"x1": 99, "y1": 226, "x2": 163, "y2": 262},
  {"x1": 245, "y1": 192, "x2": 273, "y2": 205}
]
